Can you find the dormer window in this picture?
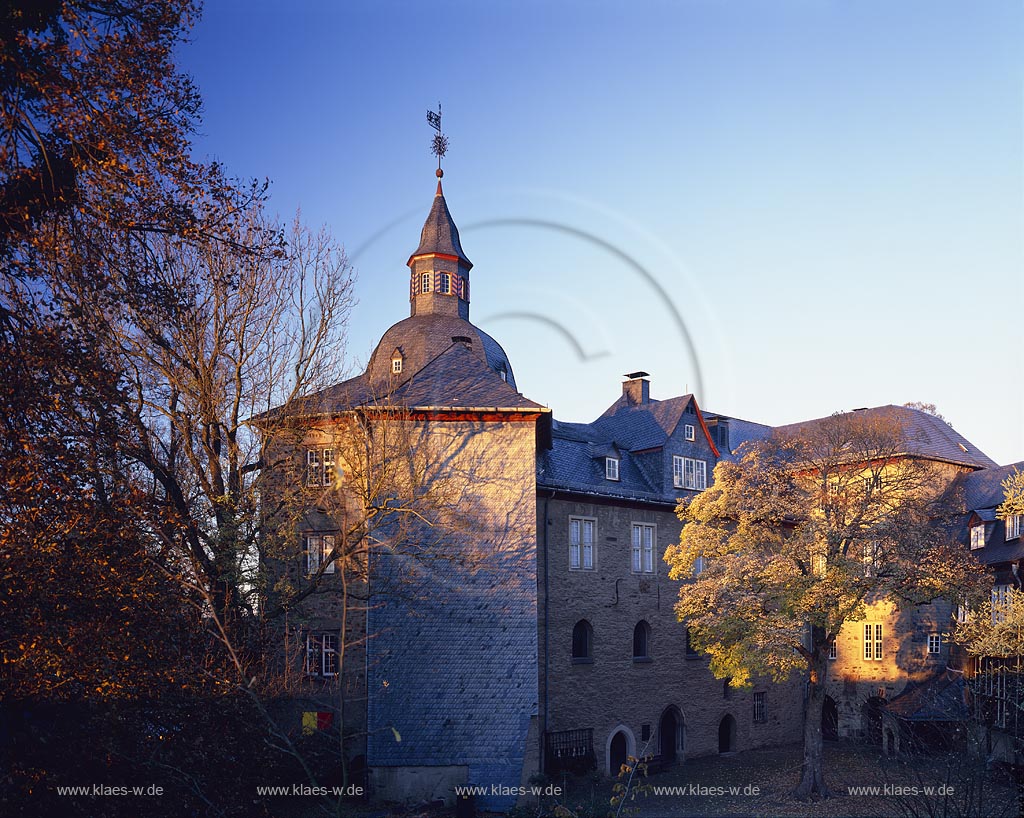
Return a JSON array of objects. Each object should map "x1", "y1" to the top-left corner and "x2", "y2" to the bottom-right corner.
[
  {"x1": 684, "y1": 424, "x2": 695, "y2": 441},
  {"x1": 420, "y1": 272, "x2": 431, "y2": 293},
  {"x1": 605, "y1": 457, "x2": 620, "y2": 481},
  {"x1": 392, "y1": 358, "x2": 402, "y2": 374},
  {"x1": 970, "y1": 523, "x2": 986, "y2": 549},
  {"x1": 438, "y1": 272, "x2": 451, "y2": 294}
]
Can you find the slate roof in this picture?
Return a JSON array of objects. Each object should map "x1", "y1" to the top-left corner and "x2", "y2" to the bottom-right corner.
[
  {"x1": 948, "y1": 461, "x2": 1024, "y2": 564},
  {"x1": 885, "y1": 671, "x2": 969, "y2": 722},
  {"x1": 408, "y1": 183, "x2": 472, "y2": 269},
  {"x1": 594, "y1": 394, "x2": 696, "y2": 451},
  {"x1": 537, "y1": 421, "x2": 667, "y2": 503},
  {"x1": 367, "y1": 313, "x2": 518, "y2": 388},
  {"x1": 958, "y1": 461, "x2": 1024, "y2": 512},
  {"x1": 774, "y1": 405, "x2": 997, "y2": 470},
  {"x1": 272, "y1": 337, "x2": 543, "y2": 418}
]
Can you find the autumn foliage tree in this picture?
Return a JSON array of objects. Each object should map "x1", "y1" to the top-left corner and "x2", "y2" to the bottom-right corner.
[{"x1": 665, "y1": 408, "x2": 981, "y2": 800}]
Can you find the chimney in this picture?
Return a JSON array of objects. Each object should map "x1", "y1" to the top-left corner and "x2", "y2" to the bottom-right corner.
[{"x1": 622, "y1": 371, "x2": 650, "y2": 406}]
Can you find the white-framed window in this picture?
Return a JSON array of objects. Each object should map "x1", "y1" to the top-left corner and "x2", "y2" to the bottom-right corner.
[
  {"x1": 392, "y1": 357, "x2": 403, "y2": 374},
  {"x1": 753, "y1": 692, "x2": 767, "y2": 723},
  {"x1": 420, "y1": 271, "x2": 431, "y2": 293},
  {"x1": 673, "y1": 456, "x2": 707, "y2": 490},
  {"x1": 322, "y1": 449, "x2": 335, "y2": 486},
  {"x1": 862, "y1": 541, "x2": 881, "y2": 578},
  {"x1": 305, "y1": 632, "x2": 338, "y2": 677},
  {"x1": 569, "y1": 517, "x2": 595, "y2": 570},
  {"x1": 305, "y1": 534, "x2": 337, "y2": 575},
  {"x1": 863, "y1": 623, "x2": 883, "y2": 661},
  {"x1": 828, "y1": 640, "x2": 837, "y2": 660},
  {"x1": 1006, "y1": 515, "x2": 1023, "y2": 541},
  {"x1": 992, "y1": 584, "x2": 1013, "y2": 624},
  {"x1": 306, "y1": 449, "x2": 320, "y2": 486},
  {"x1": 971, "y1": 523, "x2": 986, "y2": 549},
  {"x1": 927, "y1": 634, "x2": 941, "y2": 655},
  {"x1": 632, "y1": 523, "x2": 655, "y2": 573},
  {"x1": 306, "y1": 447, "x2": 335, "y2": 487},
  {"x1": 684, "y1": 424, "x2": 695, "y2": 441},
  {"x1": 693, "y1": 555, "x2": 705, "y2": 576},
  {"x1": 605, "y1": 457, "x2": 619, "y2": 481},
  {"x1": 438, "y1": 272, "x2": 451, "y2": 294}
]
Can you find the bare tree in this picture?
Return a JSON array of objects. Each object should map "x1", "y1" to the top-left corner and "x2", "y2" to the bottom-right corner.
[{"x1": 64, "y1": 205, "x2": 355, "y2": 631}]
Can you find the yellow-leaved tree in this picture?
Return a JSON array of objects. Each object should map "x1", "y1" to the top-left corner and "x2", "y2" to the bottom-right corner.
[{"x1": 664, "y1": 409, "x2": 982, "y2": 800}]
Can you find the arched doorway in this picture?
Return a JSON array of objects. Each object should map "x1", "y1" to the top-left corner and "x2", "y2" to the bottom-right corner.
[
  {"x1": 609, "y1": 731, "x2": 628, "y2": 775},
  {"x1": 718, "y1": 714, "x2": 736, "y2": 754},
  {"x1": 822, "y1": 695, "x2": 839, "y2": 742},
  {"x1": 863, "y1": 696, "x2": 886, "y2": 745},
  {"x1": 659, "y1": 708, "x2": 681, "y2": 763}
]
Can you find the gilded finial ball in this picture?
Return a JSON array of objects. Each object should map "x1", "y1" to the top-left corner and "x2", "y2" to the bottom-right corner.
[{"x1": 436, "y1": 168, "x2": 443, "y2": 178}]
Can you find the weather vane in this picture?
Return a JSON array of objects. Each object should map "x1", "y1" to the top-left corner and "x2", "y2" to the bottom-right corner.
[{"x1": 427, "y1": 102, "x2": 448, "y2": 177}]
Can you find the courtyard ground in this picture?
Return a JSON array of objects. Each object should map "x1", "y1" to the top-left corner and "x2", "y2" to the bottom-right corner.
[{"x1": 519, "y1": 741, "x2": 1019, "y2": 818}]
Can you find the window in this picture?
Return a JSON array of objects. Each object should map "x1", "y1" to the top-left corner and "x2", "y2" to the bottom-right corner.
[
  {"x1": 605, "y1": 457, "x2": 619, "y2": 481},
  {"x1": 673, "y1": 456, "x2": 707, "y2": 490},
  {"x1": 828, "y1": 640, "x2": 837, "y2": 660},
  {"x1": 571, "y1": 620, "x2": 593, "y2": 662},
  {"x1": 305, "y1": 632, "x2": 338, "y2": 677},
  {"x1": 862, "y1": 541, "x2": 881, "y2": 578},
  {"x1": 684, "y1": 424, "x2": 695, "y2": 441},
  {"x1": 971, "y1": 524, "x2": 986, "y2": 549},
  {"x1": 438, "y1": 272, "x2": 451, "y2": 294},
  {"x1": 693, "y1": 555, "x2": 705, "y2": 576},
  {"x1": 633, "y1": 621, "x2": 651, "y2": 661},
  {"x1": 753, "y1": 692, "x2": 767, "y2": 723},
  {"x1": 392, "y1": 357, "x2": 403, "y2": 374},
  {"x1": 685, "y1": 628, "x2": 699, "y2": 657},
  {"x1": 306, "y1": 449, "x2": 320, "y2": 486},
  {"x1": 631, "y1": 523, "x2": 655, "y2": 573},
  {"x1": 305, "y1": 534, "x2": 336, "y2": 575},
  {"x1": 992, "y1": 584, "x2": 1013, "y2": 624},
  {"x1": 420, "y1": 272, "x2": 431, "y2": 293},
  {"x1": 811, "y1": 552, "x2": 827, "y2": 577},
  {"x1": 927, "y1": 634, "x2": 941, "y2": 655},
  {"x1": 306, "y1": 447, "x2": 335, "y2": 487},
  {"x1": 1006, "y1": 515, "x2": 1023, "y2": 541},
  {"x1": 863, "y1": 623, "x2": 883, "y2": 661},
  {"x1": 569, "y1": 517, "x2": 595, "y2": 570}
]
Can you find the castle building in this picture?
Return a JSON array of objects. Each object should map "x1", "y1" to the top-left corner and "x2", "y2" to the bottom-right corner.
[{"x1": 266, "y1": 167, "x2": 1005, "y2": 810}]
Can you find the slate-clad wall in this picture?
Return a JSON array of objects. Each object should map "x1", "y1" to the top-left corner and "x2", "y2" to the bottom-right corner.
[{"x1": 366, "y1": 420, "x2": 538, "y2": 812}]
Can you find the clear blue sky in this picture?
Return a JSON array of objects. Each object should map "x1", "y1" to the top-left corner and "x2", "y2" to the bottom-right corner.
[{"x1": 180, "y1": 1, "x2": 1023, "y2": 465}]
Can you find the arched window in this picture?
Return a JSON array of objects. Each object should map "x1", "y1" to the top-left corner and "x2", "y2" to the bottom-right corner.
[
  {"x1": 438, "y1": 272, "x2": 451, "y2": 294},
  {"x1": 571, "y1": 620, "x2": 592, "y2": 662},
  {"x1": 420, "y1": 272, "x2": 431, "y2": 293},
  {"x1": 633, "y1": 620, "x2": 651, "y2": 660}
]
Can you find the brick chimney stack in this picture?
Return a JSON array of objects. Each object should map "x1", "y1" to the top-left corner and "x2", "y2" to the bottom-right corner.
[{"x1": 622, "y1": 371, "x2": 650, "y2": 406}]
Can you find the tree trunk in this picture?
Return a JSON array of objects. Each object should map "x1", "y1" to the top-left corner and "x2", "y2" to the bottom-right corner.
[{"x1": 794, "y1": 658, "x2": 830, "y2": 799}]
